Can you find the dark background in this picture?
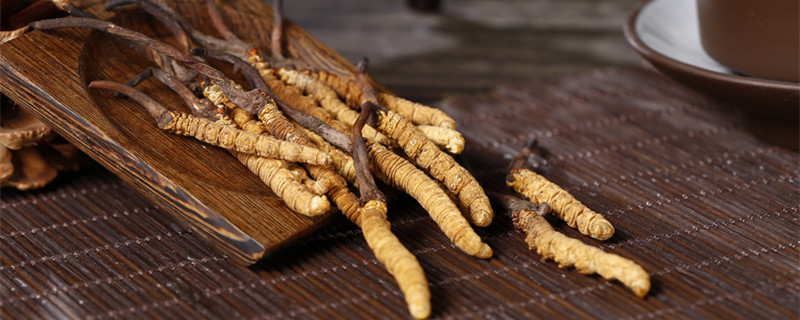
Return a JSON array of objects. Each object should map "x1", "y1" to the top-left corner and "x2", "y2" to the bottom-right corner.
[{"x1": 285, "y1": 0, "x2": 642, "y2": 102}]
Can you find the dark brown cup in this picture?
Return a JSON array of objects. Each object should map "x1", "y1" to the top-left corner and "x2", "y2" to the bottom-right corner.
[{"x1": 697, "y1": 0, "x2": 800, "y2": 82}]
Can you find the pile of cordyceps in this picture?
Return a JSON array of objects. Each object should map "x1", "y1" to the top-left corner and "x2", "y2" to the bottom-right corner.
[{"x1": 10, "y1": 0, "x2": 650, "y2": 318}]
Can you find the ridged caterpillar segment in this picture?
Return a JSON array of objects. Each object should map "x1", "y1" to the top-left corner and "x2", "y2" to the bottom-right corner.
[
  {"x1": 359, "y1": 199, "x2": 431, "y2": 319},
  {"x1": 415, "y1": 125, "x2": 464, "y2": 154},
  {"x1": 507, "y1": 168, "x2": 614, "y2": 241},
  {"x1": 368, "y1": 142, "x2": 492, "y2": 258},
  {"x1": 514, "y1": 209, "x2": 650, "y2": 297},
  {"x1": 312, "y1": 69, "x2": 363, "y2": 108},
  {"x1": 378, "y1": 93, "x2": 456, "y2": 130},
  {"x1": 158, "y1": 111, "x2": 331, "y2": 166},
  {"x1": 236, "y1": 153, "x2": 330, "y2": 216},
  {"x1": 377, "y1": 110, "x2": 494, "y2": 227}
]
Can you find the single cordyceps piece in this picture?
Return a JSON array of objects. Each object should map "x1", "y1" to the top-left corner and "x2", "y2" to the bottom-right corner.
[
  {"x1": 508, "y1": 169, "x2": 614, "y2": 240},
  {"x1": 354, "y1": 59, "x2": 494, "y2": 227},
  {"x1": 358, "y1": 200, "x2": 431, "y2": 319},
  {"x1": 513, "y1": 208, "x2": 650, "y2": 297},
  {"x1": 159, "y1": 111, "x2": 332, "y2": 166},
  {"x1": 351, "y1": 100, "x2": 430, "y2": 319},
  {"x1": 506, "y1": 140, "x2": 614, "y2": 240}
]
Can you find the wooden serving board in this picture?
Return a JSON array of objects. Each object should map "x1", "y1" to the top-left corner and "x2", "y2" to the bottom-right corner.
[{"x1": 0, "y1": 0, "x2": 366, "y2": 265}]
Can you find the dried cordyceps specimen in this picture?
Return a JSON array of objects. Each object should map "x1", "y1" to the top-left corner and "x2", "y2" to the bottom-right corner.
[
  {"x1": 506, "y1": 140, "x2": 614, "y2": 240},
  {"x1": 206, "y1": 86, "x2": 333, "y2": 216},
  {"x1": 196, "y1": 105, "x2": 332, "y2": 215},
  {"x1": 236, "y1": 152, "x2": 330, "y2": 215},
  {"x1": 279, "y1": 66, "x2": 462, "y2": 153},
  {"x1": 26, "y1": 3, "x2": 497, "y2": 318},
  {"x1": 512, "y1": 204, "x2": 650, "y2": 297},
  {"x1": 378, "y1": 93, "x2": 457, "y2": 130},
  {"x1": 414, "y1": 124, "x2": 464, "y2": 154},
  {"x1": 192, "y1": 47, "x2": 352, "y2": 153},
  {"x1": 187, "y1": 56, "x2": 361, "y2": 221},
  {"x1": 312, "y1": 69, "x2": 362, "y2": 108},
  {"x1": 351, "y1": 100, "x2": 430, "y2": 319}
]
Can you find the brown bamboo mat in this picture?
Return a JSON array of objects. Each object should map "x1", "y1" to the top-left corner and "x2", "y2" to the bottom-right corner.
[{"x1": 2, "y1": 67, "x2": 798, "y2": 319}]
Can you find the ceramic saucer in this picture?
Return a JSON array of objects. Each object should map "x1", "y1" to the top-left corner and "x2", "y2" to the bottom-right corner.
[{"x1": 624, "y1": 0, "x2": 799, "y2": 121}]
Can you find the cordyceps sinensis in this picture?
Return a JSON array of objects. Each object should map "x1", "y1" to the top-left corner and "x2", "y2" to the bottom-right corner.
[
  {"x1": 493, "y1": 193, "x2": 651, "y2": 298},
  {"x1": 354, "y1": 59, "x2": 494, "y2": 227},
  {"x1": 506, "y1": 140, "x2": 615, "y2": 241},
  {"x1": 300, "y1": 65, "x2": 465, "y2": 154},
  {"x1": 351, "y1": 100, "x2": 431, "y2": 320}
]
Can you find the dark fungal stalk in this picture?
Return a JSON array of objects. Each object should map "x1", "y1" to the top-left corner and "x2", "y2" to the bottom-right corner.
[
  {"x1": 105, "y1": 0, "x2": 193, "y2": 53},
  {"x1": 123, "y1": 67, "x2": 216, "y2": 119},
  {"x1": 351, "y1": 100, "x2": 383, "y2": 204},
  {"x1": 507, "y1": 138, "x2": 538, "y2": 178},
  {"x1": 488, "y1": 191, "x2": 551, "y2": 223},
  {"x1": 88, "y1": 80, "x2": 168, "y2": 122},
  {"x1": 31, "y1": 17, "x2": 228, "y2": 90},
  {"x1": 204, "y1": 0, "x2": 238, "y2": 42},
  {"x1": 106, "y1": 0, "x2": 254, "y2": 59},
  {"x1": 270, "y1": 0, "x2": 285, "y2": 59}
]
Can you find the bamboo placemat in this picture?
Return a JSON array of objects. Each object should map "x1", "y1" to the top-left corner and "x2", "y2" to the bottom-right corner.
[{"x1": 2, "y1": 67, "x2": 798, "y2": 319}]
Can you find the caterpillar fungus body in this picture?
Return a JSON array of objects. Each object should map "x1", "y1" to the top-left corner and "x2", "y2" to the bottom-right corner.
[{"x1": 507, "y1": 168, "x2": 614, "y2": 241}]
